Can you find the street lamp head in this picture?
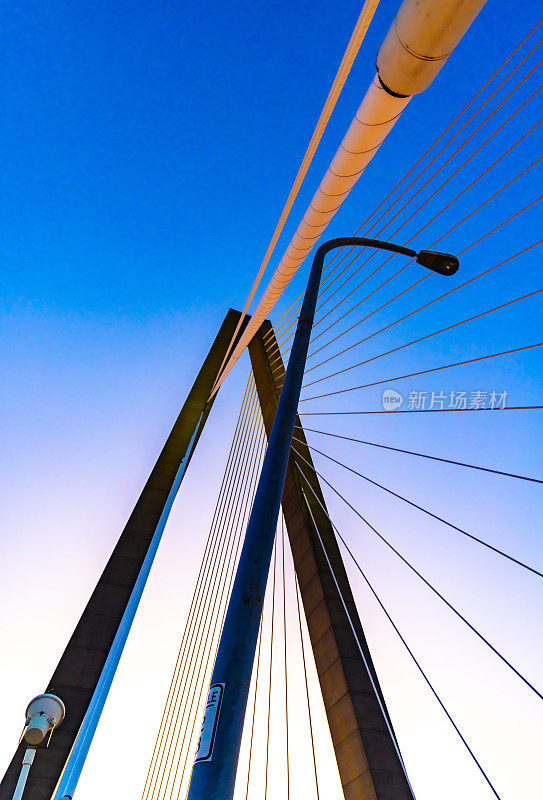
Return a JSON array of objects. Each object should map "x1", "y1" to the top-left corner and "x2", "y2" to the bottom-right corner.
[
  {"x1": 314, "y1": 238, "x2": 459, "y2": 278},
  {"x1": 416, "y1": 250, "x2": 459, "y2": 276},
  {"x1": 24, "y1": 694, "x2": 65, "y2": 746}
]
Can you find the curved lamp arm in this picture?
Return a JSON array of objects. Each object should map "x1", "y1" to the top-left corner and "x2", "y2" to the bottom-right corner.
[{"x1": 313, "y1": 236, "x2": 459, "y2": 276}]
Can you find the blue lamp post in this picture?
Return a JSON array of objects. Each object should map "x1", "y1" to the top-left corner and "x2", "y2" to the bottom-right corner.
[{"x1": 186, "y1": 237, "x2": 458, "y2": 800}]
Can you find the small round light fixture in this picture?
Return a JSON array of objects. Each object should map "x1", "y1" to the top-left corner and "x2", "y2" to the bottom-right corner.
[{"x1": 24, "y1": 694, "x2": 66, "y2": 746}]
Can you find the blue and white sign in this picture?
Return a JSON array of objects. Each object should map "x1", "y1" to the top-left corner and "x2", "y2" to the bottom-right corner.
[{"x1": 194, "y1": 683, "x2": 224, "y2": 763}]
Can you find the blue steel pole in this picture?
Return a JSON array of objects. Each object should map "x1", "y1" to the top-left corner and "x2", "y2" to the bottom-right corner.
[
  {"x1": 185, "y1": 242, "x2": 325, "y2": 800},
  {"x1": 186, "y1": 236, "x2": 459, "y2": 800}
]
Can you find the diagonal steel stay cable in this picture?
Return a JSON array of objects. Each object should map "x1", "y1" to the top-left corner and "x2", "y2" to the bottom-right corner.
[
  {"x1": 268, "y1": 129, "x2": 541, "y2": 370},
  {"x1": 245, "y1": 617, "x2": 263, "y2": 800},
  {"x1": 299, "y1": 405, "x2": 543, "y2": 416},
  {"x1": 302, "y1": 285, "x2": 543, "y2": 390},
  {"x1": 151, "y1": 388, "x2": 263, "y2": 800},
  {"x1": 295, "y1": 479, "x2": 415, "y2": 796},
  {"x1": 304, "y1": 271, "x2": 543, "y2": 388},
  {"x1": 311, "y1": 25, "x2": 543, "y2": 303},
  {"x1": 456, "y1": 193, "x2": 542, "y2": 257},
  {"x1": 147, "y1": 23, "x2": 540, "y2": 800},
  {"x1": 271, "y1": 99, "x2": 543, "y2": 375},
  {"x1": 292, "y1": 449, "x2": 543, "y2": 702},
  {"x1": 176, "y1": 425, "x2": 268, "y2": 800},
  {"x1": 268, "y1": 67, "x2": 543, "y2": 366},
  {"x1": 152, "y1": 34, "x2": 540, "y2": 796},
  {"x1": 214, "y1": 0, "x2": 381, "y2": 391},
  {"x1": 300, "y1": 342, "x2": 543, "y2": 403},
  {"x1": 290, "y1": 36, "x2": 543, "y2": 342},
  {"x1": 304, "y1": 174, "x2": 543, "y2": 367},
  {"x1": 293, "y1": 456, "x2": 503, "y2": 800},
  {"x1": 291, "y1": 434, "x2": 543, "y2": 579},
  {"x1": 302, "y1": 225, "x2": 542, "y2": 379},
  {"x1": 295, "y1": 427, "x2": 543, "y2": 485},
  {"x1": 273, "y1": 207, "x2": 543, "y2": 386},
  {"x1": 173, "y1": 420, "x2": 268, "y2": 799},
  {"x1": 142, "y1": 379, "x2": 256, "y2": 800},
  {"x1": 264, "y1": 19, "x2": 543, "y2": 345},
  {"x1": 270, "y1": 165, "x2": 533, "y2": 376},
  {"x1": 307, "y1": 46, "x2": 543, "y2": 317},
  {"x1": 294, "y1": 574, "x2": 320, "y2": 800},
  {"x1": 301, "y1": 107, "x2": 543, "y2": 352}
]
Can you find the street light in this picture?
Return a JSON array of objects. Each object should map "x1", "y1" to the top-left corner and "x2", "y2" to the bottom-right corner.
[
  {"x1": 11, "y1": 694, "x2": 65, "y2": 800},
  {"x1": 186, "y1": 236, "x2": 459, "y2": 800},
  {"x1": 313, "y1": 236, "x2": 459, "y2": 276}
]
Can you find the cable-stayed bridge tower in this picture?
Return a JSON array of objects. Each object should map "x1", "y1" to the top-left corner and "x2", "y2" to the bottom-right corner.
[{"x1": 4, "y1": 0, "x2": 541, "y2": 798}]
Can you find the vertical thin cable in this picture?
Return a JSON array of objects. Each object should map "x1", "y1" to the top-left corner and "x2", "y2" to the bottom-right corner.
[
  {"x1": 244, "y1": 618, "x2": 264, "y2": 800},
  {"x1": 294, "y1": 577, "x2": 320, "y2": 800},
  {"x1": 281, "y1": 517, "x2": 290, "y2": 800},
  {"x1": 264, "y1": 535, "x2": 278, "y2": 800}
]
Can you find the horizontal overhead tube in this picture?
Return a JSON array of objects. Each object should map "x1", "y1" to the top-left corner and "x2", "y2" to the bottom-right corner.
[
  {"x1": 211, "y1": 0, "x2": 487, "y2": 396},
  {"x1": 378, "y1": 0, "x2": 488, "y2": 96}
]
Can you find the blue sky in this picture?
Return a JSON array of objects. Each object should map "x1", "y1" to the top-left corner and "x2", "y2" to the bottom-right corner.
[{"x1": 1, "y1": 1, "x2": 542, "y2": 799}]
